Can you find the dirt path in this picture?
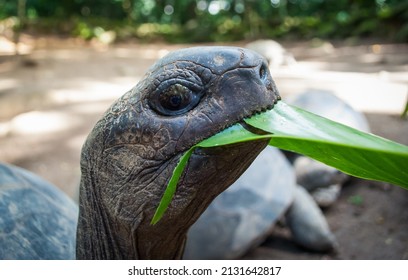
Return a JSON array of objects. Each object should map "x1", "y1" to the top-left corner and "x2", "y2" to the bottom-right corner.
[{"x1": 0, "y1": 36, "x2": 407, "y2": 259}]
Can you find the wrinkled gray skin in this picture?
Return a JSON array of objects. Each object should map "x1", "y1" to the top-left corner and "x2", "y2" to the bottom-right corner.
[
  {"x1": 76, "y1": 47, "x2": 280, "y2": 259},
  {"x1": 0, "y1": 163, "x2": 77, "y2": 259}
]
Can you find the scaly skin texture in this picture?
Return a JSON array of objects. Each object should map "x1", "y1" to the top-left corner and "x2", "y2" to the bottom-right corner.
[{"x1": 76, "y1": 47, "x2": 280, "y2": 259}]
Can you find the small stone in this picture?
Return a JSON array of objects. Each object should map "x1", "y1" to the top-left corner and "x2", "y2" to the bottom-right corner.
[
  {"x1": 385, "y1": 238, "x2": 393, "y2": 245},
  {"x1": 311, "y1": 184, "x2": 342, "y2": 208},
  {"x1": 375, "y1": 216, "x2": 385, "y2": 225}
]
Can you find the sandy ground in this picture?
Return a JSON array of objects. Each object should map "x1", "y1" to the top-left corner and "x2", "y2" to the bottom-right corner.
[{"x1": 0, "y1": 35, "x2": 407, "y2": 259}]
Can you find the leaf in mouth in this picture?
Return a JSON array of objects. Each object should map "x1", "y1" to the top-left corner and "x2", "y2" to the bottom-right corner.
[
  {"x1": 150, "y1": 124, "x2": 272, "y2": 225},
  {"x1": 151, "y1": 101, "x2": 408, "y2": 225}
]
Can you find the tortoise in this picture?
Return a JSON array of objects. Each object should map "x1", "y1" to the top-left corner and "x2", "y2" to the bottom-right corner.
[
  {"x1": 0, "y1": 46, "x2": 280, "y2": 259},
  {"x1": 286, "y1": 90, "x2": 371, "y2": 207}
]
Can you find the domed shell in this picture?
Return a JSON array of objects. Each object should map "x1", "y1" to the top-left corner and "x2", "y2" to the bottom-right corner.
[{"x1": 0, "y1": 163, "x2": 78, "y2": 259}]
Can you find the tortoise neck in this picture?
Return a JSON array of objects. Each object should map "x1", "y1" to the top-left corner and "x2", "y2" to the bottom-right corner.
[{"x1": 75, "y1": 166, "x2": 188, "y2": 259}]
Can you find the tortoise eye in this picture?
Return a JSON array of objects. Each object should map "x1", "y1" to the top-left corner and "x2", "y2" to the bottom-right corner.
[
  {"x1": 152, "y1": 83, "x2": 202, "y2": 116},
  {"x1": 159, "y1": 84, "x2": 193, "y2": 112}
]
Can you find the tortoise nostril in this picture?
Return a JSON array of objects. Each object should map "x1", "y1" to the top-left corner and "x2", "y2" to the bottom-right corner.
[
  {"x1": 259, "y1": 62, "x2": 273, "y2": 90},
  {"x1": 259, "y1": 64, "x2": 267, "y2": 81}
]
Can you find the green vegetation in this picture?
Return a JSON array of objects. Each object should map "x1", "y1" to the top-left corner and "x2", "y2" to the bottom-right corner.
[
  {"x1": 151, "y1": 101, "x2": 408, "y2": 224},
  {"x1": 348, "y1": 195, "x2": 364, "y2": 206},
  {"x1": 1, "y1": 0, "x2": 407, "y2": 43}
]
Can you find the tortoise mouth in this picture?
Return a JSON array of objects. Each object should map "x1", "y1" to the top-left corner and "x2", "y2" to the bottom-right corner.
[
  {"x1": 196, "y1": 98, "x2": 279, "y2": 148},
  {"x1": 189, "y1": 99, "x2": 277, "y2": 157}
]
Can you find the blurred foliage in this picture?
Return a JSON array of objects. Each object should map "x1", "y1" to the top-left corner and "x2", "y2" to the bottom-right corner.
[{"x1": 1, "y1": 0, "x2": 407, "y2": 43}]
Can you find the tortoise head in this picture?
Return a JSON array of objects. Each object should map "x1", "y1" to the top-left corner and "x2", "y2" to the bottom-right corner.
[{"x1": 76, "y1": 47, "x2": 280, "y2": 259}]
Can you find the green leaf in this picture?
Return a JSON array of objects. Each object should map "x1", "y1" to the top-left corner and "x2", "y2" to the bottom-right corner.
[
  {"x1": 151, "y1": 101, "x2": 408, "y2": 224},
  {"x1": 151, "y1": 147, "x2": 195, "y2": 225},
  {"x1": 245, "y1": 102, "x2": 408, "y2": 188}
]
